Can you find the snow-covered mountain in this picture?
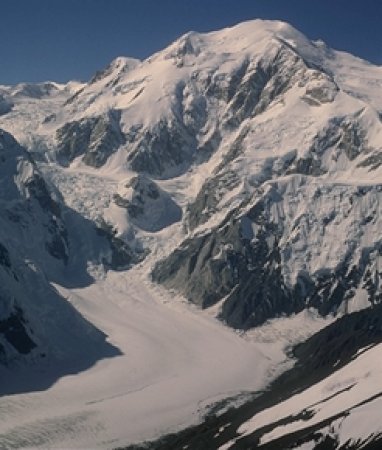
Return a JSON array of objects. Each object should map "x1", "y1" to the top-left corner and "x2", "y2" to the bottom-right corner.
[
  {"x1": 0, "y1": 18, "x2": 381, "y2": 449},
  {"x1": 0, "y1": 128, "x2": 120, "y2": 393}
]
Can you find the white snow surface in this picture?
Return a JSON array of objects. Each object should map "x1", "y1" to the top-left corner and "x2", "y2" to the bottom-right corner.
[
  {"x1": 0, "y1": 268, "x2": 273, "y2": 449},
  {"x1": 236, "y1": 343, "x2": 382, "y2": 448}
]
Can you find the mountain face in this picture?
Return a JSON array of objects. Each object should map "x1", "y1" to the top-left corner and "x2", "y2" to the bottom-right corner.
[
  {"x1": 0, "y1": 18, "x2": 381, "y2": 449},
  {"x1": 0, "y1": 129, "x2": 119, "y2": 383}
]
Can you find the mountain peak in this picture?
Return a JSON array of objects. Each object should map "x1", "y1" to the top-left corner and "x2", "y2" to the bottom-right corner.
[
  {"x1": 154, "y1": 18, "x2": 321, "y2": 74},
  {"x1": 89, "y1": 56, "x2": 140, "y2": 85}
]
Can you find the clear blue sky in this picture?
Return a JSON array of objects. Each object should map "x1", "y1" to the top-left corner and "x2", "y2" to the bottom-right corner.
[{"x1": 1, "y1": 0, "x2": 381, "y2": 84}]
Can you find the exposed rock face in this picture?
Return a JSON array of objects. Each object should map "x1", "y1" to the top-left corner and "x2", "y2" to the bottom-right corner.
[
  {"x1": 0, "y1": 304, "x2": 36, "y2": 358},
  {"x1": 220, "y1": 44, "x2": 337, "y2": 129},
  {"x1": 56, "y1": 109, "x2": 125, "y2": 168},
  {"x1": 0, "y1": 236, "x2": 118, "y2": 371},
  {"x1": 153, "y1": 179, "x2": 382, "y2": 329},
  {"x1": 126, "y1": 119, "x2": 198, "y2": 178},
  {"x1": 185, "y1": 170, "x2": 241, "y2": 232},
  {"x1": 56, "y1": 118, "x2": 95, "y2": 163},
  {"x1": 358, "y1": 151, "x2": 382, "y2": 171},
  {"x1": 153, "y1": 195, "x2": 297, "y2": 328},
  {"x1": 82, "y1": 110, "x2": 126, "y2": 167},
  {"x1": 0, "y1": 129, "x2": 122, "y2": 367},
  {"x1": 95, "y1": 218, "x2": 142, "y2": 270},
  {"x1": 24, "y1": 173, "x2": 69, "y2": 264},
  {"x1": 153, "y1": 206, "x2": 296, "y2": 330},
  {"x1": 0, "y1": 129, "x2": 69, "y2": 267},
  {"x1": 0, "y1": 95, "x2": 13, "y2": 116},
  {"x1": 11, "y1": 82, "x2": 60, "y2": 99}
]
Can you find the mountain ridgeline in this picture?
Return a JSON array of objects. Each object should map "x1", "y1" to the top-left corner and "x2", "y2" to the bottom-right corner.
[{"x1": 0, "y1": 19, "x2": 381, "y2": 375}]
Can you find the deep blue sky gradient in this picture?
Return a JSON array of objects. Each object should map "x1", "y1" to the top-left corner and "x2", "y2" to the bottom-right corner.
[{"x1": 1, "y1": 0, "x2": 381, "y2": 84}]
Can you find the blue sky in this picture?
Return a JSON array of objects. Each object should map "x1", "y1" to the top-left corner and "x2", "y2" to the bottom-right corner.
[{"x1": 1, "y1": 0, "x2": 381, "y2": 84}]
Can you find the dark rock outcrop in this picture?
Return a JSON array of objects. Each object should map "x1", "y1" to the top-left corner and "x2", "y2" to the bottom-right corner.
[
  {"x1": 56, "y1": 109, "x2": 125, "y2": 168},
  {"x1": 153, "y1": 182, "x2": 382, "y2": 329},
  {"x1": 113, "y1": 175, "x2": 182, "y2": 232}
]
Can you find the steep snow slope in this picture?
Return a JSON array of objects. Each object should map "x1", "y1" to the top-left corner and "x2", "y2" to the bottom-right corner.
[
  {"x1": 0, "y1": 129, "x2": 118, "y2": 379},
  {"x1": 237, "y1": 343, "x2": 382, "y2": 449},
  {"x1": 227, "y1": 304, "x2": 382, "y2": 449}
]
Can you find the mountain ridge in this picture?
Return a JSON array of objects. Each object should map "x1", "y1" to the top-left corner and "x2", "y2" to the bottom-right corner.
[{"x1": 0, "y1": 18, "x2": 381, "y2": 449}]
